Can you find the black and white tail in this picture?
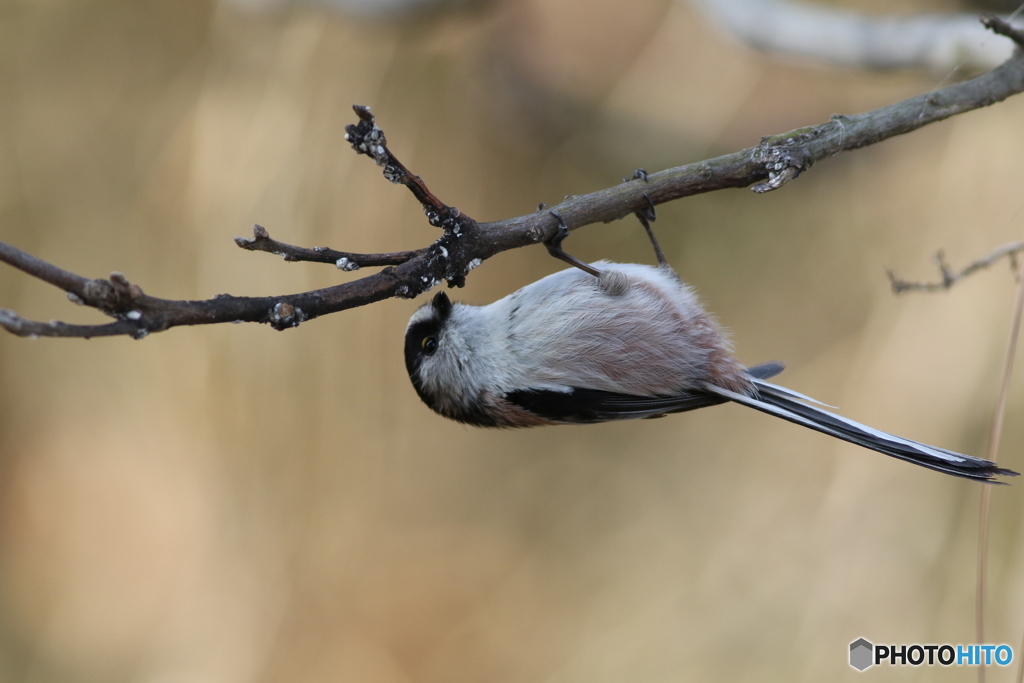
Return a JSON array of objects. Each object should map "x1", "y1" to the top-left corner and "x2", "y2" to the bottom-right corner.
[{"x1": 706, "y1": 365, "x2": 1017, "y2": 483}]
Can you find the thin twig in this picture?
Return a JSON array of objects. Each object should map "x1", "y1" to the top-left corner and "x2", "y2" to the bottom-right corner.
[
  {"x1": 344, "y1": 104, "x2": 473, "y2": 234},
  {"x1": 888, "y1": 241, "x2": 1024, "y2": 293},
  {"x1": 983, "y1": 12, "x2": 1024, "y2": 45},
  {"x1": 978, "y1": 257, "x2": 1024, "y2": 683},
  {"x1": 892, "y1": 238, "x2": 1024, "y2": 677},
  {"x1": 234, "y1": 225, "x2": 425, "y2": 270},
  {"x1": 2, "y1": 17, "x2": 1024, "y2": 339}
]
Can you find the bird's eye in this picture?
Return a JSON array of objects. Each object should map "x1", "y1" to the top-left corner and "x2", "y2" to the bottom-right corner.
[{"x1": 421, "y1": 336, "x2": 438, "y2": 354}]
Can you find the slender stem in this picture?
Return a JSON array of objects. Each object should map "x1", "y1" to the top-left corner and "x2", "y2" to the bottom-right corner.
[
  {"x1": 978, "y1": 260, "x2": 1024, "y2": 683},
  {"x1": 889, "y1": 241, "x2": 1024, "y2": 293},
  {"x1": 234, "y1": 225, "x2": 425, "y2": 269}
]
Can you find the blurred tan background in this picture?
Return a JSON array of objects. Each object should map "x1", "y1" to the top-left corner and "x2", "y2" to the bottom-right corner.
[{"x1": 1, "y1": 0, "x2": 1023, "y2": 681}]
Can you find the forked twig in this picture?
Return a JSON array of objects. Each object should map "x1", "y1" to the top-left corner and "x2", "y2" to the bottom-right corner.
[{"x1": 888, "y1": 241, "x2": 1024, "y2": 293}]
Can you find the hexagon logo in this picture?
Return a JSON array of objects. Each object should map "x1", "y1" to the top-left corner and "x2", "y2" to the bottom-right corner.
[{"x1": 850, "y1": 638, "x2": 874, "y2": 671}]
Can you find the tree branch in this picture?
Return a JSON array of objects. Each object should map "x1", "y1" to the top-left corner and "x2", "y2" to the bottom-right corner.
[
  {"x1": 2, "y1": 17, "x2": 1024, "y2": 340},
  {"x1": 887, "y1": 241, "x2": 1024, "y2": 294},
  {"x1": 234, "y1": 224, "x2": 425, "y2": 271}
]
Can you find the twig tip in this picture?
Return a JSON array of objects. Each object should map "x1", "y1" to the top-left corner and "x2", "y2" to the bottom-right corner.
[
  {"x1": 980, "y1": 14, "x2": 1024, "y2": 47},
  {"x1": 352, "y1": 104, "x2": 373, "y2": 122}
]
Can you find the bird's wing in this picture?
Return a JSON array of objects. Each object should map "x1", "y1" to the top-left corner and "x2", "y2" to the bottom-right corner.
[
  {"x1": 503, "y1": 386, "x2": 727, "y2": 423},
  {"x1": 501, "y1": 362, "x2": 784, "y2": 423}
]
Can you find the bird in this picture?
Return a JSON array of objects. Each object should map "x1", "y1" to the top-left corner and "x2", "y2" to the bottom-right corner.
[{"x1": 404, "y1": 209, "x2": 1016, "y2": 483}]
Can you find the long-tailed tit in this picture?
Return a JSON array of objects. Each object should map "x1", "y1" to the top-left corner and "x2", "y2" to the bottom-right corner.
[{"x1": 404, "y1": 212, "x2": 1016, "y2": 483}]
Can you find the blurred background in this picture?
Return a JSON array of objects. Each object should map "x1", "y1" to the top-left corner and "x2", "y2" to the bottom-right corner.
[{"x1": 1, "y1": 0, "x2": 1023, "y2": 680}]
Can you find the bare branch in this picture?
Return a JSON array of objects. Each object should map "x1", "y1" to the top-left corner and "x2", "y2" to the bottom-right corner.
[
  {"x1": 982, "y1": 13, "x2": 1024, "y2": 47},
  {"x1": 343, "y1": 105, "x2": 475, "y2": 235},
  {"x1": 888, "y1": 241, "x2": 1024, "y2": 294},
  {"x1": 234, "y1": 225, "x2": 425, "y2": 271},
  {"x1": 3, "y1": 17, "x2": 1024, "y2": 339}
]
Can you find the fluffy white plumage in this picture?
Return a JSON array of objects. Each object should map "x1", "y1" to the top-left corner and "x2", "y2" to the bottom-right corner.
[{"x1": 437, "y1": 262, "x2": 741, "y2": 396}]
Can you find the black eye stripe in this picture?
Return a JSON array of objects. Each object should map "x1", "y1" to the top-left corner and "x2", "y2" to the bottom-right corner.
[
  {"x1": 404, "y1": 318, "x2": 444, "y2": 378},
  {"x1": 407, "y1": 320, "x2": 441, "y2": 343}
]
